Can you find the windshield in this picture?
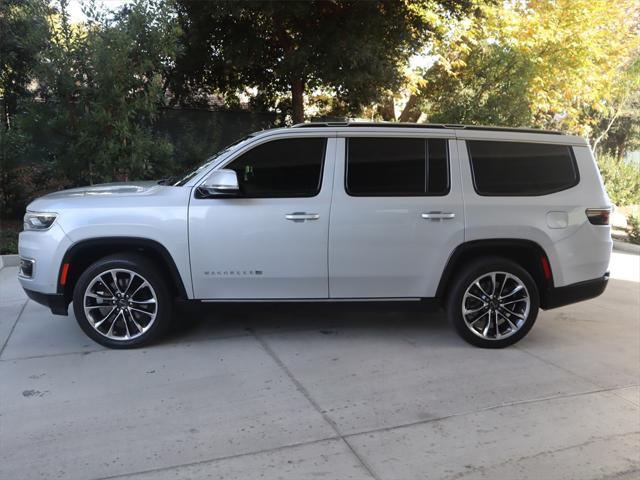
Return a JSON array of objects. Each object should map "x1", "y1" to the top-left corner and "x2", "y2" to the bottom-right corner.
[{"x1": 172, "y1": 134, "x2": 255, "y2": 186}]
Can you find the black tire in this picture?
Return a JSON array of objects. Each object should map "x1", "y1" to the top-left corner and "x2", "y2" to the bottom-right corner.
[
  {"x1": 445, "y1": 257, "x2": 539, "y2": 348},
  {"x1": 73, "y1": 253, "x2": 172, "y2": 348}
]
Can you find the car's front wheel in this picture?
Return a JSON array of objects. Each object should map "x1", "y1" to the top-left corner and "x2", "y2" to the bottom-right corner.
[
  {"x1": 446, "y1": 257, "x2": 539, "y2": 348},
  {"x1": 73, "y1": 254, "x2": 172, "y2": 348}
]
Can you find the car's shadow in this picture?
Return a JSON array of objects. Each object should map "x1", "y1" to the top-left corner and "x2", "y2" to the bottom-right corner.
[{"x1": 166, "y1": 300, "x2": 452, "y2": 344}]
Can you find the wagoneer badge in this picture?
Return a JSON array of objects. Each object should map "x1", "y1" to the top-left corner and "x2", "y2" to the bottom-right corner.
[{"x1": 204, "y1": 270, "x2": 263, "y2": 276}]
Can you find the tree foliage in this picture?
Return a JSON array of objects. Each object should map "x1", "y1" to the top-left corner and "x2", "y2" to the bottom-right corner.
[
  {"x1": 0, "y1": 0, "x2": 50, "y2": 127},
  {"x1": 417, "y1": 0, "x2": 640, "y2": 143},
  {"x1": 171, "y1": 0, "x2": 472, "y2": 123},
  {"x1": 597, "y1": 154, "x2": 640, "y2": 207},
  {"x1": 34, "y1": 0, "x2": 181, "y2": 183}
]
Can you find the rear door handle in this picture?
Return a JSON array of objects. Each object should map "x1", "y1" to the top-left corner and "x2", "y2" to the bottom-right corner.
[
  {"x1": 421, "y1": 212, "x2": 456, "y2": 220},
  {"x1": 285, "y1": 212, "x2": 320, "y2": 222}
]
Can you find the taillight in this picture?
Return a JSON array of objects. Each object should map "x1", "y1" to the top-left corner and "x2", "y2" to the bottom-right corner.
[{"x1": 585, "y1": 208, "x2": 610, "y2": 225}]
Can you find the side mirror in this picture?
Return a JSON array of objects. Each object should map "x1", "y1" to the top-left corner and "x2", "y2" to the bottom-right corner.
[{"x1": 199, "y1": 169, "x2": 240, "y2": 197}]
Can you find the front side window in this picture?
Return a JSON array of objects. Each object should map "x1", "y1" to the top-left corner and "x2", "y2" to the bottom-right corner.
[
  {"x1": 346, "y1": 137, "x2": 449, "y2": 196},
  {"x1": 227, "y1": 137, "x2": 327, "y2": 197},
  {"x1": 468, "y1": 140, "x2": 579, "y2": 196}
]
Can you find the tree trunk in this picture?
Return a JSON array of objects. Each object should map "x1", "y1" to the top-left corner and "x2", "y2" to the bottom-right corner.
[
  {"x1": 398, "y1": 94, "x2": 422, "y2": 123},
  {"x1": 291, "y1": 79, "x2": 305, "y2": 124},
  {"x1": 3, "y1": 92, "x2": 17, "y2": 130},
  {"x1": 377, "y1": 96, "x2": 396, "y2": 121}
]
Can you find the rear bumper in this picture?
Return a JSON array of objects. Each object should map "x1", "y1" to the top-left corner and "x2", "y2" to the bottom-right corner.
[
  {"x1": 542, "y1": 272, "x2": 609, "y2": 310},
  {"x1": 23, "y1": 288, "x2": 69, "y2": 315}
]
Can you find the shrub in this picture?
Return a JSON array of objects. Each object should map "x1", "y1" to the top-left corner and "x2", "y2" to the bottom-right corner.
[
  {"x1": 628, "y1": 214, "x2": 640, "y2": 245},
  {"x1": 596, "y1": 155, "x2": 640, "y2": 207},
  {"x1": 0, "y1": 220, "x2": 20, "y2": 255}
]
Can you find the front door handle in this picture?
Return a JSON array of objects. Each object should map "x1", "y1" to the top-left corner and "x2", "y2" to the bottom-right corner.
[
  {"x1": 285, "y1": 212, "x2": 320, "y2": 222},
  {"x1": 421, "y1": 212, "x2": 456, "y2": 220}
]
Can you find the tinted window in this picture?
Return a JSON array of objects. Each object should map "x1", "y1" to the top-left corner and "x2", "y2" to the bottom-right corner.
[
  {"x1": 227, "y1": 138, "x2": 326, "y2": 197},
  {"x1": 346, "y1": 138, "x2": 449, "y2": 196},
  {"x1": 468, "y1": 141, "x2": 578, "y2": 196}
]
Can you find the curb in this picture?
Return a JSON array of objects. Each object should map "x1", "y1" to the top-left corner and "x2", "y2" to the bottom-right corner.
[
  {"x1": 0, "y1": 254, "x2": 19, "y2": 270},
  {"x1": 612, "y1": 240, "x2": 640, "y2": 255}
]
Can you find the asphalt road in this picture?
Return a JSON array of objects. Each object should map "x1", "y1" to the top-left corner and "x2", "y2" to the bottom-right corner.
[{"x1": 0, "y1": 252, "x2": 638, "y2": 480}]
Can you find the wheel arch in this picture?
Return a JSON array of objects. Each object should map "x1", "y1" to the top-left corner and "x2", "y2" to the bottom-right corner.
[
  {"x1": 437, "y1": 239, "x2": 554, "y2": 306},
  {"x1": 57, "y1": 237, "x2": 189, "y2": 304}
]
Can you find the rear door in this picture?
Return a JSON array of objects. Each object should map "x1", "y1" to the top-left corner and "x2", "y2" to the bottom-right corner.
[{"x1": 328, "y1": 134, "x2": 464, "y2": 298}]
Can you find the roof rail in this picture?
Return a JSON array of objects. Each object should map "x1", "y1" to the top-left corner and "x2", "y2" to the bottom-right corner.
[{"x1": 290, "y1": 121, "x2": 564, "y2": 135}]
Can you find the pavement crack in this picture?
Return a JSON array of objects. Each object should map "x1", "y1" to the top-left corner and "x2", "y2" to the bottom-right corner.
[
  {"x1": 249, "y1": 328, "x2": 383, "y2": 480},
  {"x1": 345, "y1": 384, "x2": 640, "y2": 440},
  {"x1": 92, "y1": 436, "x2": 341, "y2": 480},
  {"x1": 515, "y1": 345, "x2": 604, "y2": 389},
  {"x1": 0, "y1": 299, "x2": 29, "y2": 359},
  {"x1": 444, "y1": 431, "x2": 640, "y2": 480}
]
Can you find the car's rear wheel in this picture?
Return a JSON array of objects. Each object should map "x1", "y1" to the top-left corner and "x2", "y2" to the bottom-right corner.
[
  {"x1": 73, "y1": 254, "x2": 172, "y2": 348},
  {"x1": 446, "y1": 257, "x2": 539, "y2": 348}
]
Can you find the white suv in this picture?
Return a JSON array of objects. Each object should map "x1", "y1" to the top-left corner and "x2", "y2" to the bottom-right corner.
[{"x1": 18, "y1": 123, "x2": 612, "y2": 349}]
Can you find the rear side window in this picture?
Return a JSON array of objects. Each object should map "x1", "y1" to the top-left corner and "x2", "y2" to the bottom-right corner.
[
  {"x1": 227, "y1": 137, "x2": 326, "y2": 197},
  {"x1": 346, "y1": 138, "x2": 449, "y2": 196},
  {"x1": 468, "y1": 140, "x2": 578, "y2": 196}
]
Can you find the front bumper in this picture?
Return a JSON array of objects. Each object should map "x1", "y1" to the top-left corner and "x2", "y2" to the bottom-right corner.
[
  {"x1": 23, "y1": 288, "x2": 69, "y2": 315},
  {"x1": 18, "y1": 223, "x2": 72, "y2": 302},
  {"x1": 541, "y1": 272, "x2": 609, "y2": 310}
]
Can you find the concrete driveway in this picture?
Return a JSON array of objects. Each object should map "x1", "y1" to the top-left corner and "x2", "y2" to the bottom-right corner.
[{"x1": 1, "y1": 252, "x2": 638, "y2": 480}]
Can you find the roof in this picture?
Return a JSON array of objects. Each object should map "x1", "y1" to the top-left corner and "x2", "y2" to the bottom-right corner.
[{"x1": 291, "y1": 121, "x2": 564, "y2": 136}]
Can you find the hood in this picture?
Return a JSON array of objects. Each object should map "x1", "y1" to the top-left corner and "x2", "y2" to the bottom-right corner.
[
  {"x1": 40, "y1": 181, "x2": 161, "y2": 200},
  {"x1": 26, "y1": 181, "x2": 177, "y2": 213}
]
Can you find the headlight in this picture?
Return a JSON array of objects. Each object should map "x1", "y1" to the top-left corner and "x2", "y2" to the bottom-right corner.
[{"x1": 23, "y1": 211, "x2": 58, "y2": 231}]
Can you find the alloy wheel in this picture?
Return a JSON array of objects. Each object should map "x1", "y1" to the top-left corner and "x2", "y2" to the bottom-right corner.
[
  {"x1": 83, "y1": 268, "x2": 158, "y2": 341},
  {"x1": 461, "y1": 271, "x2": 530, "y2": 340}
]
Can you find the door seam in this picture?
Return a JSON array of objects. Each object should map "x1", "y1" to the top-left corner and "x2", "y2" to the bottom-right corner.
[{"x1": 326, "y1": 134, "x2": 338, "y2": 298}]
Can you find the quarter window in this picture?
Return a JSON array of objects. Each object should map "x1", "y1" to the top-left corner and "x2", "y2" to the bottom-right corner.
[
  {"x1": 227, "y1": 137, "x2": 326, "y2": 197},
  {"x1": 346, "y1": 138, "x2": 449, "y2": 196},
  {"x1": 468, "y1": 140, "x2": 579, "y2": 196}
]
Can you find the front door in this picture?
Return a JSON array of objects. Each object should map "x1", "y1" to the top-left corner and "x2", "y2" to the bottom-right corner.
[
  {"x1": 189, "y1": 135, "x2": 334, "y2": 299},
  {"x1": 328, "y1": 135, "x2": 464, "y2": 298}
]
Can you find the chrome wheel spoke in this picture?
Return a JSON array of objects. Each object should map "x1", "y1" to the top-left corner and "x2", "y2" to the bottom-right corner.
[
  {"x1": 125, "y1": 275, "x2": 143, "y2": 296},
  {"x1": 85, "y1": 292, "x2": 113, "y2": 300},
  {"x1": 469, "y1": 310, "x2": 490, "y2": 327},
  {"x1": 497, "y1": 273, "x2": 507, "y2": 297},
  {"x1": 466, "y1": 292, "x2": 486, "y2": 303},
  {"x1": 499, "y1": 305, "x2": 526, "y2": 320},
  {"x1": 131, "y1": 298, "x2": 156, "y2": 305},
  {"x1": 482, "y1": 311, "x2": 493, "y2": 337},
  {"x1": 499, "y1": 284, "x2": 524, "y2": 300},
  {"x1": 106, "y1": 310, "x2": 122, "y2": 337},
  {"x1": 126, "y1": 309, "x2": 145, "y2": 333},
  {"x1": 474, "y1": 281, "x2": 492, "y2": 298},
  {"x1": 97, "y1": 275, "x2": 116, "y2": 297},
  {"x1": 110, "y1": 271, "x2": 122, "y2": 293},
  {"x1": 501, "y1": 298, "x2": 525, "y2": 306},
  {"x1": 121, "y1": 310, "x2": 131, "y2": 339},
  {"x1": 132, "y1": 281, "x2": 150, "y2": 297},
  {"x1": 463, "y1": 304, "x2": 488, "y2": 315},
  {"x1": 129, "y1": 306, "x2": 154, "y2": 316},
  {"x1": 86, "y1": 304, "x2": 112, "y2": 310},
  {"x1": 93, "y1": 307, "x2": 116, "y2": 329},
  {"x1": 497, "y1": 309, "x2": 518, "y2": 332}
]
